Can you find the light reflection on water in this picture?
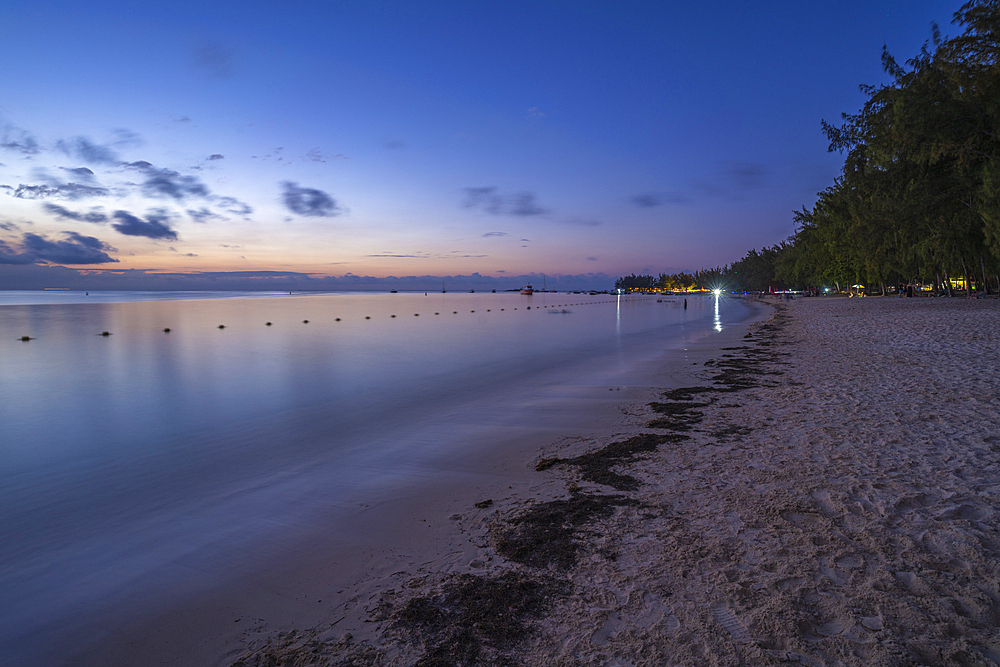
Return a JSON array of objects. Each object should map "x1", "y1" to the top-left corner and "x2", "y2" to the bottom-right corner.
[{"x1": 0, "y1": 291, "x2": 753, "y2": 662}]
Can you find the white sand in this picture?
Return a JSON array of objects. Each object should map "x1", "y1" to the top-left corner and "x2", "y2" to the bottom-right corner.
[{"x1": 90, "y1": 297, "x2": 1000, "y2": 666}]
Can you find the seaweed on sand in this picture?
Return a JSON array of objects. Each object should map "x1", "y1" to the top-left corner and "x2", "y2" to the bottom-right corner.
[
  {"x1": 231, "y1": 630, "x2": 383, "y2": 667},
  {"x1": 491, "y1": 492, "x2": 639, "y2": 570},
  {"x1": 535, "y1": 433, "x2": 673, "y2": 491},
  {"x1": 646, "y1": 401, "x2": 710, "y2": 431},
  {"x1": 393, "y1": 572, "x2": 569, "y2": 667}
]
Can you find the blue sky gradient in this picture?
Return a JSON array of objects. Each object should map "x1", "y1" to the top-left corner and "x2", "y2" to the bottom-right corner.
[{"x1": 0, "y1": 0, "x2": 960, "y2": 289}]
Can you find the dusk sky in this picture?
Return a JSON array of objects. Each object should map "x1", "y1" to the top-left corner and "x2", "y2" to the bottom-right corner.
[{"x1": 0, "y1": 0, "x2": 961, "y2": 290}]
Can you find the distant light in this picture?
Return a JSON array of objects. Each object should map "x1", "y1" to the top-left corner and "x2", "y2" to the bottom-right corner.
[{"x1": 713, "y1": 289, "x2": 722, "y2": 296}]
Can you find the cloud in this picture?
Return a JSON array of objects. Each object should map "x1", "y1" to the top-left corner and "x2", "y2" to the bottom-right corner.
[
  {"x1": 0, "y1": 231, "x2": 118, "y2": 264},
  {"x1": 215, "y1": 196, "x2": 253, "y2": 216},
  {"x1": 112, "y1": 210, "x2": 179, "y2": 240},
  {"x1": 13, "y1": 183, "x2": 110, "y2": 200},
  {"x1": 281, "y1": 181, "x2": 343, "y2": 217},
  {"x1": 631, "y1": 194, "x2": 661, "y2": 208},
  {"x1": 509, "y1": 192, "x2": 547, "y2": 216},
  {"x1": 208, "y1": 154, "x2": 224, "y2": 160},
  {"x1": 725, "y1": 162, "x2": 767, "y2": 189},
  {"x1": 482, "y1": 231, "x2": 508, "y2": 237},
  {"x1": 176, "y1": 116, "x2": 192, "y2": 123},
  {"x1": 563, "y1": 217, "x2": 603, "y2": 227},
  {"x1": 186, "y1": 207, "x2": 223, "y2": 223},
  {"x1": 527, "y1": 107, "x2": 545, "y2": 118},
  {"x1": 60, "y1": 167, "x2": 96, "y2": 181},
  {"x1": 587, "y1": 256, "x2": 598, "y2": 261},
  {"x1": 0, "y1": 221, "x2": 19, "y2": 231},
  {"x1": 383, "y1": 140, "x2": 406, "y2": 150},
  {"x1": 123, "y1": 161, "x2": 211, "y2": 201},
  {"x1": 1, "y1": 124, "x2": 41, "y2": 156},
  {"x1": 43, "y1": 203, "x2": 108, "y2": 223},
  {"x1": 55, "y1": 137, "x2": 120, "y2": 165},
  {"x1": 462, "y1": 187, "x2": 549, "y2": 216},
  {"x1": 193, "y1": 42, "x2": 234, "y2": 78}
]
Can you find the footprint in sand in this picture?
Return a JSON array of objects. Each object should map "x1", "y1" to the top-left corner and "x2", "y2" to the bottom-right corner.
[{"x1": 712, "y1": 604, "x2": 752, "y2": 644}]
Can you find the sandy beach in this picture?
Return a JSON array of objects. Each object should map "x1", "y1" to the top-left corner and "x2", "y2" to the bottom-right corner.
[{"x1": 85, "y1": 296, "x2": 1000, "y2": 666}]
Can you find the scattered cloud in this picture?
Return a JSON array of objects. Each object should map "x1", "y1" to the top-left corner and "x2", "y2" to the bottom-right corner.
[
  {"x1": 176, "y1": 116, "x2": 193, "y2": 123},
  {"x1": 0, "y1": 123, "x2": 41, "y2": 156},
  {"x1": 383, "y1": 140, "x2": 406, "y2": 150},
  {"x1": 55, "y1": 137, "x2": 120, "y2": 165},
  {"x1": 281, "y1": 181, "x2": 343, "y2": 217},
  {"x1": 482, "y1": 231, "x2": 508, "y2": 237},
  {"x1": 186, "y1": 207, "x2": 223, "y2": 223},
  {"x1": 214, "y1": 196, "x2": 253, "y2": 216},
  {"x1": 631, "y1": 194, "x2": 661, "y2": 208},
  {"x1": 13, "y1": 183, "x2": 110, "y2": 200},
  {"x1": 124, "y1": 160, "x2": 211, "y2": 201},
  {"x1": 527, "y1": 107, "x2": 545, "y2": 118},
  {"x1": 43, "y1": 203, "x2": 108, "y2": 223},
  {"x1": 112, "y1": 210, "x2": 179, "y2": 240},
  {"x1": 208, "y1": 153, "x2": 224, "y2": 161},
  {"x1": 563, "y1": 217, "x2": 603, "y2": 227},
  {"x1": 0, "y1": 231, "x2": 118, "y2": 264},
  {"x1": 60, "y1": 166, "x2": 96, "y2": 181},
  {"x1": 586, "y1": 256, "x2": 598, "y2": 261},
  {"x1": 0, "y1": 221, "x2": 20, "y2": 231},
  {"x1": 462, "y1": 187, "x2": 549, "y2": 217},
  {"x1": 194, "y1": 42, "x2": 234, "y2": 78}
]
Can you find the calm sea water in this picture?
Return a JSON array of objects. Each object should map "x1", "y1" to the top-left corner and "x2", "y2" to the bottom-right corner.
[{"x1": 0, "y1": 290, "x2": 754, "y2": 663}]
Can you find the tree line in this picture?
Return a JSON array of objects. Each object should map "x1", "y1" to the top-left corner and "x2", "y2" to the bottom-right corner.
[{"x1": 620, "y1": 1, "x2": 1000, "y2": 296}]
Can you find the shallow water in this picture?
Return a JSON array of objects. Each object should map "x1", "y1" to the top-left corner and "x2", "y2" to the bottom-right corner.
[{"x1": 0, "y1": 290, "x2": 753, "y2": 663}]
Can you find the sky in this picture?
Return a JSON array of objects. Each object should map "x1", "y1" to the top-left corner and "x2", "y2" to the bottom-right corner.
[{"x1": 0, "y1": 0, "x2": 963, "y2": 290}]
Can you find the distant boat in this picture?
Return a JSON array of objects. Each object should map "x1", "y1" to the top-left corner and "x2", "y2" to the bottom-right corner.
[
  {"x1": 470, "y1": 289, "x2": 475, "y2": 293},
  {"x1": 389, "y1": 289, "x2": 398, "y2": 293},
  {"x1": 442, "y1": 280, "x2": 447, "y2": 293},
  {"x1": 520, "y1": 285, "x2": 534, "y2": 295}
]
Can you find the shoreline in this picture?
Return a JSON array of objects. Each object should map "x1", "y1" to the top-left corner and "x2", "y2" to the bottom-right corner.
[
  {"x1": 74, "y1": 296, "x2": 1000, "y2": 665},
  {"x1": 65, "y1": 299, "x2": 769, "y2": 666}
]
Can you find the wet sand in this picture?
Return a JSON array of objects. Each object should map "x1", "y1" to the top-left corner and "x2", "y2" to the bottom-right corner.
[{"x1": 85, "y1": 296, "x2": 1000, "y2": 666}]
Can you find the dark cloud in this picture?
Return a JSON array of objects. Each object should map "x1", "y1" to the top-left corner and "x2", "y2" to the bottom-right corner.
[
  {"x1": 0, "y1": 221, "x2": 19, "y2": 231},
  {"x1": 112, "y1": 210, "x2": 179, "y2": 240},
  {"x1": 43, "y1": 203, "x2": 108, "y2": 224},
  {"x1": 186, "y1": 207, "x2": 223, "y2": 223},
  {"x1": 208, "y1": 154, "x2": 224, "y2": 160},
  {"x1": 14, "y1": 183, "x2": 109, "y2": 200},
  {"x1": 0, "y1": 239, "x2": 34, "y2": 264},
  {"x1": 177, "y1": 117, "x2": 192, "y2": 123},
  {"x1": 194, "y1": 42, "x2": 234, "y2": 78},
  {"x1": 482, "y1": 231, "x2": 508, "y2": 237},
  {"x1": 462, "y1": 187, "x2": 549, "y2": 216},
  {"x1": 7, "y1": 231, "x2": 119, "y2": 264},
  {"x1": 55, "y1": 137, "x2": 120, "y2": 165},
  {"x1": 281, "y1": 181, "x2": 343, "y2": 217},
  {"x1": 60, "y1": 167, "x2": 96, "y2": 180},
  {"x1": 124, "y1": 161, "x2": 211, "y2": 201}
]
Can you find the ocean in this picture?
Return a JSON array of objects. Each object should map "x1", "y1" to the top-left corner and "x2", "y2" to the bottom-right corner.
[{"x1": 0, "y1": 290, "x2": 754, "y2": 663}]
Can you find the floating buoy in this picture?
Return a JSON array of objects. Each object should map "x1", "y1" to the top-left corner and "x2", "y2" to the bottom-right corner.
[
  {"x1": 391, "y1": 314, "x2": 396, "y2": 318},
  {"x1": 266, "y1": 322, "x2": 272, "y2": 326},
  {"x1": 163, "y1": 328, "x2": 171, "y2": 333},
  {"x1": 335, "y1": 318, "x2": 341, "y2": 322},
  {"x1": 435, "y1": 312, "x2": 439, "y2": 315},
  {"x1": 365, "y1": 316, "x2": 371, "y2": 320},
  {"x1": 20, "y1": 336, "x2": 31, "y2": 341},
  {"x1": 101, "y1": 331, "x2": 111, "y2": 336},
  {"x1": 303, "y1": 319, "x2": 309, "y2": 324},
  {"x1": 414, "y1": 313, "x2": 419, "y2": 316},
  {"x1": 453, "y1": 311, "x2": 458, "y2": 314},
  {"x1": 471, "y1": 310, "x2": 475, "y2": 313},
  {"x1": 218, "y1": 325, "x2": 225, "y2": 329}
]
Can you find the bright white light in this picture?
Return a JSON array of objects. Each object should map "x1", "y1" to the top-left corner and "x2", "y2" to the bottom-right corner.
[{"x1": 713, "y1": 289, "x2": 722, "y2": 296}]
